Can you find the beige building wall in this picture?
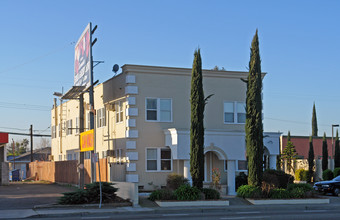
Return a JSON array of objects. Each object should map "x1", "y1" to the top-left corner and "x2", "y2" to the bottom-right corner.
[{"x1": 51, "y1": 64, "x2": 261, "y2": 191}]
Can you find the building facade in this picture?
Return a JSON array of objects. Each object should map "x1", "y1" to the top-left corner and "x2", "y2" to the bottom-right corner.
[{"x1": 51, "y1": 65, "x2": 280, "y2": 195}]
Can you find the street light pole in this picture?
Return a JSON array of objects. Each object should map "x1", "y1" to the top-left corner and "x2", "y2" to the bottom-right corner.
[{"x1": 332, "y1": 124, "x2": 339, "y2": 170}]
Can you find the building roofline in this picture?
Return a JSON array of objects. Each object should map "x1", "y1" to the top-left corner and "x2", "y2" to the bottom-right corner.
[{"x1": 121, "y1": 64, "x2": 266, "y2": 79}]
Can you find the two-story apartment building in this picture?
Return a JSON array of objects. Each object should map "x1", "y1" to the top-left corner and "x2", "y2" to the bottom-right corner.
[{"x1": 51, "y1": 64, "x2": 280, "y2": 195}]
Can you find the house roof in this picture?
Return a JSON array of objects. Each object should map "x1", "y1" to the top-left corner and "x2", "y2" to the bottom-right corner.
[
  {"x1": 281, "y1": 135, "x2": 334, "y2": 159},
  {"x1": 8, "y1": 147, "x2": 51, "y2": 162}
]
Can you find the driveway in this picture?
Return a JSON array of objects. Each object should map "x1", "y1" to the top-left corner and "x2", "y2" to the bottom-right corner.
[{"x1": 0, "y1": 182, "x2": 76, "y2": 210}]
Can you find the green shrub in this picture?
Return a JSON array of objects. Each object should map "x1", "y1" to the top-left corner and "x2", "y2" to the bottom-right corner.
[
  {"x1": 58, "y1": 189, "x2": 88, "y2": 204},
  {"x1": 166, "y1": 173, "x2": 189, "y2": 190},
  {"x1": 236, "y1": 185, "x2": 262, "y2": 198},
  {"x1": 263, "y1": 169, "x2": 294, "y2": 189},
  {"x1": 149, "y1": 189, "x2": 175, "y2": 201},
  {"x1": 287, "y1": 183, "x2": 313, "y2": 192},
  {"x1": 333, "y1": 168, "x2": 340, "y2": 178},
  {"x1": 322, "y1": 169, "x2": 334, "y2": 180},
  {"x1": 174, "y1": 185, "x2": 201, "y2": 201},
  {"x1": 290, "y1": 187, "x2": 306, "y2": 198},
  {"x1": 58, "y1": 182, "x2": 118, "y2": 204},
  {"x1": 286, "y1": 183, "x2": 313, "y2": 198},
  {"x1": 295, "y1": 169, "x2": 308, "y2": 181},
  {"x1": 269, "y1": 188, "x2": 291, "y2": 199},
  {"x1": 201, "y1": 188, "x2": 220, "y2": 200},
  {"x1": 235, "y1": 172, "x2": 248, "y2": 190}
]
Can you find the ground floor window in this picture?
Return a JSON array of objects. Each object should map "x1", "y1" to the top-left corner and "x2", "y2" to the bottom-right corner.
[{"x1": 146, "y1": 148, "x2": 172, "y2": 171}]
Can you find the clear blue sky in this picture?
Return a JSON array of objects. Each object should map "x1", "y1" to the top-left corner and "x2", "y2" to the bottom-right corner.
[{"x1": 1, "y1": 0, "x2": 340, "y2": 146}]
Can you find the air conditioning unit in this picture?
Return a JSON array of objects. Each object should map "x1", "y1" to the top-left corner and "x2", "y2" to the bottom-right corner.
[
  {"x1": 106, "y1": 103, "x2": 115, "y2": 111},
  {"x1": 48, "y1": 155, "x2": 54, "y2": 161}
]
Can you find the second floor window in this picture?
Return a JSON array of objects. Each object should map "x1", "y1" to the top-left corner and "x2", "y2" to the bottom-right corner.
[
  {"x1": 66, "y1": 119, "x2": 72, "y2": 135},
  {"x1": 224, "y1": 102, "x2": 246, "y2": 124},
  {"x1": 116, "y1": 101, "x2": 123, "y2": 123},
  {"x1": 97, "y1": 108, "x2": 106, "y2": 128},
  {"x1": 146, "y1": 98, "x2": 172, "y2": 122}
]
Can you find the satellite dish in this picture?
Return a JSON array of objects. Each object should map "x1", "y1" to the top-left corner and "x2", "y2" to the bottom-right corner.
[{"x1": 112, "y1": 64, "x2": 119, "y2": 73}]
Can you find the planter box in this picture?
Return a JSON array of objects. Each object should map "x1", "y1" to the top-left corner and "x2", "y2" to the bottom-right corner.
[
  {"x1": 247, "y1": 198, "x2": 329, "y2": 205},
  {"x1": 155, "y1": 200, "x2": 229, "y2": 207}
]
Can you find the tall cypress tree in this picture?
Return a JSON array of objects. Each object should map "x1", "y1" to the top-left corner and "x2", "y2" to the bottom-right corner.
[
  {"x1": 308, "y1": 136, "x2": 314, "y2": 182},
  {"x1": 190, "y1": 48, "x2": 205, "y2": 189},
  {"x1": 287, "y1": 131, "x2": 291, "y2": 141},
  {"x1": 245, "y1": 30, "x2": 264, "y2": 187},
  {"x1": 312, "y1": 103, "x2": 318, "y2": 137},
  {"x1": 322, "y1": 132, "x2": 328, "y2": 171},
  {"x1": 334, "y1": 130, "x2": 340, "y2": 168}
]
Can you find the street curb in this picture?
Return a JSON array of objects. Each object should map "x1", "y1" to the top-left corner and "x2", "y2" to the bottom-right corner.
[{"x1": 27, "y1": 203, "x2": 340, "y2": 219}]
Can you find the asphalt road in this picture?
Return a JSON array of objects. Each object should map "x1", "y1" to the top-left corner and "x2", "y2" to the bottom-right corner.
[
  {"x1": 22, "y1": 208, "x2": 340, "y2": 220},
  {"x1": 0, "y1": 182, "x2": 75, "y2": 210}
]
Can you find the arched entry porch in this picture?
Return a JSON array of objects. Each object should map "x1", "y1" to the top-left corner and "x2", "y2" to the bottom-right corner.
[{"x1": 204, "y1": 145, "x2": 236, "y2": 195}]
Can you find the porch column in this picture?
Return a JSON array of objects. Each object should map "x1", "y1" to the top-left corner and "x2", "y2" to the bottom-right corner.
[
  {"x1": 183, "y1": 160, "x2": 192, "y2": 185},
  {"x1": 227, "y1": 160, "x2": 236, "y2": 195},
  {"x1": 269, "y1": 155, "x2": 277, "y2": 170}
]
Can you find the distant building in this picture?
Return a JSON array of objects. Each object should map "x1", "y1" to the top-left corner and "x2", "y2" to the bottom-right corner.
[
  {"x1": 8, "y1": 147, "x2": 51, "y2": 180},
  {"x1": 51, "y1": 64, "x2": 280, "y2": 195}
]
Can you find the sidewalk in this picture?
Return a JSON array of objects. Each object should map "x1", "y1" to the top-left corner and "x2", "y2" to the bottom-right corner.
[{"x1": 1, "y1": 195, "x2": 340, "y2": 219}]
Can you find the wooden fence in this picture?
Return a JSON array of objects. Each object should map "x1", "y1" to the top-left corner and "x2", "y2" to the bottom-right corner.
[{"x1": 28, "y1": 158, "x2": 108, "y2": 185}]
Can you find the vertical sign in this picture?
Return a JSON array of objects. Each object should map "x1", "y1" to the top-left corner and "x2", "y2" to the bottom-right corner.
[
  {"x1": 80, "y1": 129, "x2": 94, "y2": 152},
  {"x1": 74, "y1": 23, "x2": 92, "y2": 88}
]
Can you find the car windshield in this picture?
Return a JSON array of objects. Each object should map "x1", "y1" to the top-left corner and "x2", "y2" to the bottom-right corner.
[{"x1": 333, "y1": 176, "x2": 340, "y2": 181}]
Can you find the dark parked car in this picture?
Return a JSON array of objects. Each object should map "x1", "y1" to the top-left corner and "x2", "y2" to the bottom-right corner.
[{"x1": 313, "y1": 175, "x2": 340, "y2": 196}]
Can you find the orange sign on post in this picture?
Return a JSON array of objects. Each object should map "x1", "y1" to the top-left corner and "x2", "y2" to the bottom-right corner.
[{"x1": 80, "y1": 129, "x2": 94, "y2": 152}]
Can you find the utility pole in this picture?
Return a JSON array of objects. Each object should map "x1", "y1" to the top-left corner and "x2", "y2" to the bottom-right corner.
[
  {"x1": 12, "y1": 139, "x2": 15, "y2": 170},
  {"x1": 30, "y1": 125, "x2": 33, "y2": 162},
  {"x1": 79, "y1": 94, "x2": 85, "y2": 189}
]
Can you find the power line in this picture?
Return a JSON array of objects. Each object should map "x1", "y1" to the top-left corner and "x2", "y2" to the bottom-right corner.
[
  {"x1": 0, "y1": 101, "x2": 50, "y2": 111},
  {"x1": 0, "y1": 131, "x2": 51, "y2": 137},
  {"x1": 0, "y1": 42, "x2": 75, "y2": 75}
]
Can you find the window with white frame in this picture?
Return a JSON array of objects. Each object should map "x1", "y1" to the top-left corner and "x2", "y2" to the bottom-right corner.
[
  {"x1": 87, "y1": 112, "x2": 90, "y2": 130},
  {"x1": 146, "y1": 148, "x2": 172, "y2": 171},
  {"x1": 146, "y1": 98, "x2": 172, "y2": 122},
  {"x1": 52, "y1": 126, "x2": 56, "y2": 138},
  {"x1": 115, "y1": 149, "x2": 123, "y2": 164},
  {"x1": 97, "y1": 108, "x2": 106, "y2": 128},
  {"x1": 115, "y1": 101, "x2": 123, "y2": 123},
  {"x1": 237, "y1": 160, "x2": 248, "y2": 171},
  {"x1": 224, "y1": 102, "x2": 246, "y2": 124},
  {"x1": 75, "y1": 117, "x2": 79, "y2": 134},
  {"x1": 66, "y1": 119, "x2": 72, "y2": 135}
]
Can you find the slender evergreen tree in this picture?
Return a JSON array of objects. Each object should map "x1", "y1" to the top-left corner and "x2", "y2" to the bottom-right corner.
[
  {"x1": 287, "y1": 131, "x2": 291, "y2": 141},
  {"x1": 282, "y1": 140, "x2": 297, "y2": 174},
  {"x1": 190, "y1": 48, "x2": 205, "y2": 189},
  {"x1": 308, "y1": 136, "x2": 314, "y2": 182},
  {"x1": 312, "y1": 103, "x2": 318, "y2": 137},
  {"x1": 334, "y1": 130, "x2": 340, "y2": 168},
  {"x1": 322, "y1": 132, "x2": 328, "y2": 171},
  {"x1": 245, "y1": 30, "x2": 264, "y2": 187}
]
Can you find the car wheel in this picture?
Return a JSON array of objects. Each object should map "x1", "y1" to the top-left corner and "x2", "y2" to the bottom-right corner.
[{"x1": 333, "y1": 188, "x2": 340, "y2": 196}]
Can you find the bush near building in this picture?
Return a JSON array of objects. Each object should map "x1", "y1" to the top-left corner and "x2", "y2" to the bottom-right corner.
[
  {"x1": 333, "y1": 167, "x2": 340, "y2": 178},
  {"x1": 295, "y1": 169, "x2": 308, "y2": 181},
  {"x1": 322, "y1": 169, "x2": 334, "y2": 180}
]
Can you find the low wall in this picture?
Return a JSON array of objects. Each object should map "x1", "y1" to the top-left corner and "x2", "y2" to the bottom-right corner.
[
  {"x1": 0, "y1": 162, "x2": 9, "y2": 185},
  {"x1": 112, "y1": 181, "x2": 139, "y2": 207}
]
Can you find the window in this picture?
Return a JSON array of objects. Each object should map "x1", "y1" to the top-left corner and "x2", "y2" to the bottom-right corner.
[
  {"x1": 52, "y1": 126, "x2": 56, "y2": 138},
  {"x1": 224, "y1": 102, "x2": 246, "y2": 124},
  {"x1": 75, "y1": 117, "x2": 79, "y2": 134},
  {"x1": 97, "y1": 108, "x2": 106, "y2": 128},
  {"x1": 146, "y1": 148, "x2": 172, "y2": 171},
  {"x1": 116, "y1": 101, "x2": 124, "y2": 123},
  {"x1": 238, "y1": 160, "x2": 248, "y2": 171},
  {"x1": 115, "y1": 149, "x2": 123, "y2": 164},
  {"x1": 66, "y1": 119, "x2": 72, "y2": 135},
  {"x1": 87, "y1": 112, "x2": 90, "y2": 130},
  {"x1": 146, "y1": 98, "x2": 172, "y2": 122}
]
